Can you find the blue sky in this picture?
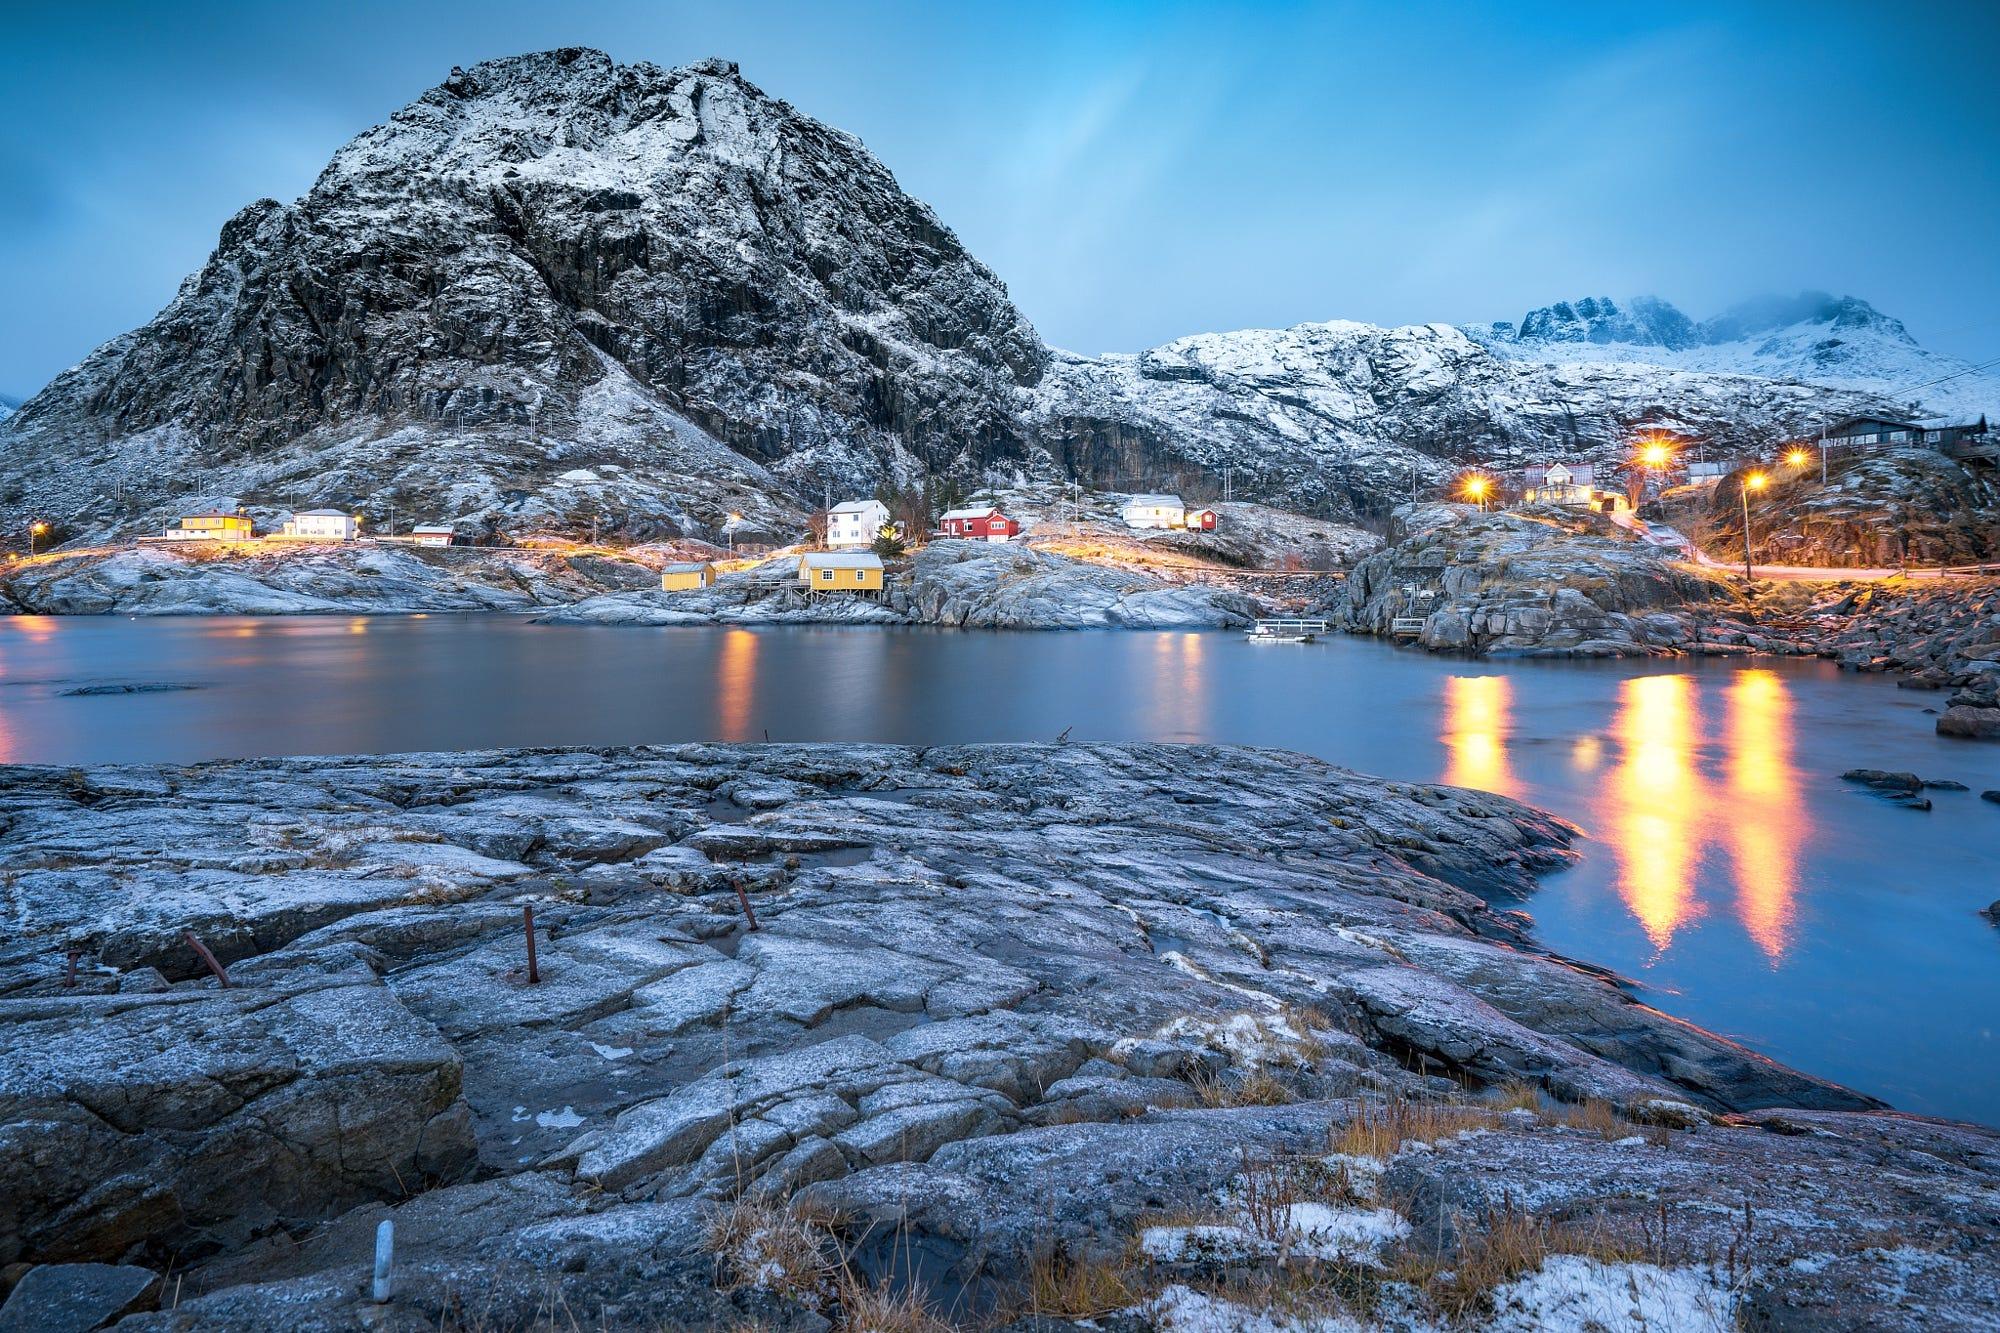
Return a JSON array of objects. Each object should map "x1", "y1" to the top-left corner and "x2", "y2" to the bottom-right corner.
[{"x1": 3, "y1": 0, "x2": 1997, "y2": 398}]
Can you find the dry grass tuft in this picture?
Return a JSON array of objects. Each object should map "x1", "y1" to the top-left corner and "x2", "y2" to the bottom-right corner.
[
  {"x1": 1189, "y1": 1067, "x2": 1297, "y2": 1108},
  {"x1": 1023, "y1": 1247, "x2": 1149, "y2": 1318},
  {"x1": 1391, "y1": 1200, "x2": 1666, "y2": 1321},
  {"x1": 834, "y1": 1273, "x2": 955, "y2": 1333},
  {"x1": 1329, "y1": 1098, "x2": 1494, "y2": 1159},
  {"x1": 705, "y1": 1197, "x2": 842, "y2": 1305},
  {"x1": 1492, "y1": 1079, "x2": 1542, "y2": 1113}
]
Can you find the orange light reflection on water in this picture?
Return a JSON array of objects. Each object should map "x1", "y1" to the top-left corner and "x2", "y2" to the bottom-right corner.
[
  {"x1": 1727, "y1": 669, "x2": 1804, "y2": 962},
  {"x1": 1608, "y1": 674, "x2": 1705, "y2": 953},
  {"x1": 716, "y1": 628, "x2": 758, "y2": 741},
  {"x1": 1441, "y1": 675, "x2": 1518, "y2": 797},
  {"x1": 1439, "y1": 668, "x2": 1814, "y2": 965}
]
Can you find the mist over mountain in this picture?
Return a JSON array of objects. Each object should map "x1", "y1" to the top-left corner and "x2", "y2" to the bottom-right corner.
[{"x1": 0, "y1": 49, "x2": 1974, "y2": 543}]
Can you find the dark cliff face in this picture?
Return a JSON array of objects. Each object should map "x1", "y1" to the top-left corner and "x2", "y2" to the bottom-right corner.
[{"x1": 0, "y1": 49, "x2": 1045, "y2": 539}]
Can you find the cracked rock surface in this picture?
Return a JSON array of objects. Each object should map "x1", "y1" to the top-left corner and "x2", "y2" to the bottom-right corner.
[{"x1": 2, "y1": 742, "x2": 1990, "y2": 1329}]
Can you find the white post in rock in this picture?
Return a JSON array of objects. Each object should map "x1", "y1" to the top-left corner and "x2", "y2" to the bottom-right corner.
[{"x1": 372, "y1": 1219, "x2": 395, "y2": 1303}]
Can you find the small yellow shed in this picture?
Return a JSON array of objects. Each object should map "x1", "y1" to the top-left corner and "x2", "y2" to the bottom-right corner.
[
  {"x1": 661, "y1": 562, "x2": 715, "y2": 591},
  {"x1": 798, "y1": 551, "x2": 884, "y2": 594}
]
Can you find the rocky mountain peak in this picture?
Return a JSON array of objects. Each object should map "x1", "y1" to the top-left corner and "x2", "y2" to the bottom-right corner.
[
  {"x1": 1698, "y1": 291, "x2": 1913, "y2": 346},
  {"x1": 1513, "y1": 296, "x2": 1700, "y2": 349}
]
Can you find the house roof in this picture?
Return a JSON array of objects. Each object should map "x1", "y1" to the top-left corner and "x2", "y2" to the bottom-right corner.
[
  {"x1": 662, "y1": 562, "x2": 710, "y2": 574},
  {"x1": 939, "y1": 506, "x2": 1002, "y2": 521},
  {"x1": 182, "y1": 510, "x2": 246, "y2": 520},
  {"x1": 829, "y1": 500, "x2": 885, "y2": 515},
  {"x1": 1822, "y1": 414, "x2": 1917, "y2": 435},
  {"x1": 294, "y1": 508, "x2": 352, "y2": 517},
  {"x1": 1123, "y1": 493, "x2": 1183, "y2": 508},
  {"x1": 411, "y1": 524, "x2": 456, "y2": 534},
  {"x1": 800, "y1": 552, "x2": 884, "y2": 569}
]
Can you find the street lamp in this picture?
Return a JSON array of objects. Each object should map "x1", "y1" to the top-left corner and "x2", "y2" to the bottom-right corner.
[
  {"x1": 1460, "y1": 475, "x2": 1491, "y2": 510},
  {"x1": 1739, "y1": 470, "x2": 1768, "y2": 580},
  {"x1": 725, "y1": 512, "x2": 742, "y2": 552},
  {"x1": 29, "y1": 520, "x2": 49, "y2": 557}
]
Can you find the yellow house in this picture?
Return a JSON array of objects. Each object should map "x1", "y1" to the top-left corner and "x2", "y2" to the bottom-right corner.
[
  {"x1": 174, "y1": 511, "x2": 254, "y2": 540},
  {"x1": 798, "y1": 551, "x2": 884, "y2": 594},
  {"x1": 661, "y1": 562, "x2": 715, "y2": 591}
]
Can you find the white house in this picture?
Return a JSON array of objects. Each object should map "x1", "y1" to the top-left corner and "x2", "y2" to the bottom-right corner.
[
  {"x1": 826, "y1": 499, "x2": 891, "y2": 549},
  {"x1": 1120, "y1": 494, "x2": 1185, "y2": 530},
  {"x1": 410, "y1": 525, "x2": 457, "y2": 547},
  {"x1": 282, "y1": 509, "x2": 360, "y2": 541}
]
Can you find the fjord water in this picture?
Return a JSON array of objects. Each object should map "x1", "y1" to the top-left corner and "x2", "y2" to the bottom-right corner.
[{"x1": 3, "y1": 614, "x2": 1996, "y2": 1124}]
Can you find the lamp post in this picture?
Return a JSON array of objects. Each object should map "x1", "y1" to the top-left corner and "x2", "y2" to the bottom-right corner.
[
  {"x1": 1460, "y1": 475, "x2": 1491, "y2": 510},
  {"x1": 725, "y1": 512, "x2": 742, "y2": 552},
  {"x1": 29, "y1": 520, "x2": 48, "y2": 557},
  {"x1": 1739, "y1": 470, "x2": 1768, "y2": 580}
]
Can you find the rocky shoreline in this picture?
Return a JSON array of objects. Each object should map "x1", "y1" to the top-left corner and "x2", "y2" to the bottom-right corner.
[
  {"x1": 546, "y1": 539, "x2": 1264, "y2": 631},
  {"x1": 3, "y1": 742, "x2": 1995, "y2": 1330},
  {"x1": 1332, "y1": 504, "x2": 2000, "y2": 738}
]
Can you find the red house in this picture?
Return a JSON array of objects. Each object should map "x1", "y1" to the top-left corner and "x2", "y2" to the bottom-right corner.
[
  {"x1": 1185, "y1": 507, "x2": 1219, "y2": 531},
  {"x1": 937, "y1": 506, "x2": 1021, "y2": 542}
]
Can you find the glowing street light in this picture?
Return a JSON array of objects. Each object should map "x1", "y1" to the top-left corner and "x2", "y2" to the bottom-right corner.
[
  {"x1": 725, "y1": 511, "x2": 743, "y2": 552},
  {"x1": 1460, "y1": 475, "x2": 1491, "y2": 509},
  {"x1": 1739, "y1": 470, "x2": 1768, "y2": 580},
  {"x1": 1638, "y1": 440, "x2": 1674, "y2": 469},
  {"x1": 29, "y1": 520, "x2": 49, "y2": 557},
  {"x1": 1784, "y1": 447, "x2": 1811, "y2": 469}
]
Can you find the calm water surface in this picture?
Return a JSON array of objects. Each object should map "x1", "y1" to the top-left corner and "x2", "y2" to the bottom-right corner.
[{"x1": 3, "y1": 614, "x2": 1996, "y2": 1123}]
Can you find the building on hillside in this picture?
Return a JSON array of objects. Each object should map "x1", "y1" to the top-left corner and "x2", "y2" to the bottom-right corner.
[
  {"x1": 1519, "y1": 463, "x2": 1631, "y2": 515},
  {"x1": 410, "y1": 525, "x2": 458, "y2": 547},
  {"x1": 165, "y1": 510, "x2": 254, "y2": 541},
  {"x1": 1520, "y1": 463, "x2": 1595, "y2": 506},
  {"x1": 661, "y1": 562, "x2": 715, "y2": 591},
  {"x1": 826, "y1": 500, "x2": 892, "y2": 549},
  {"x1": 1820, "y1": 415, "x2": 1921, "y2": 449},
  {"x1": 1684, "y1": 460, "x2": 1729, "y2": 488},
  {"x1": 798, "y1": 551, "x2": 884, "y2": 595},
  {"x1": 1184, "y1": 507, "x2": 1219, "y2": 532},
  {"x1": 937, "y1": 506, "x2": 1021, "y2": 541},
  {"x1": 282, "y1": 509, "x2": 360, "y2": 541},
  {"x1": 1919, "y1": 415, "x2": 1994, "y2": 454},
  {"x1": 1120, "y1": 494, "x2": 1185, "y2": 530}
]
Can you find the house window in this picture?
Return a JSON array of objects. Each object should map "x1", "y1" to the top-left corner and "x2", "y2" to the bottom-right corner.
[{"x1": 821, "y1": 569, "x2": 834, "y2": 582}]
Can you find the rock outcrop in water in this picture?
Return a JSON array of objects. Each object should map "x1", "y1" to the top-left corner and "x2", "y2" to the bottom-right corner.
[
  {"x1": 546, "y1": 538, "x2": 1265, "y2": 630},
  {"x1": 1332, "y1": 503, "x2": 1743, "y2": 657},
  {"x1": 5, "y1": 743, "x2": 1994, "y2": 1329},
  {"x1": 0, "y1": 543, "x2": 666, "y2": 615}
]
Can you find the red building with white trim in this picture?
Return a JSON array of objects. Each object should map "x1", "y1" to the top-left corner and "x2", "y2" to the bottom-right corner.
[{"x1": 937, "y1": 506, "x2": 1021, "y2": 541}]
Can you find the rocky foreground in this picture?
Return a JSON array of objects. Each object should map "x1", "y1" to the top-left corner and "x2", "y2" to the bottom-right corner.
[
  {"x1": 547, "y1": 539, "x2": 1265, "y2": 630},
  {"x1": 3, "y1": 743, "x2": 1995, "y2": 1331}
]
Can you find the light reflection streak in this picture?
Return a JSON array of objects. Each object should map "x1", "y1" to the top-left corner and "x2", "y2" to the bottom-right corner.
[
  {"x1": 1727, "y1": 669, "x2": 1803, "y2": 961},
  {"x1": 1441, "y1": 675, "x2": 1518, "y2": 797},
  {"x1": 1607, "y1": 674, "x2": 1704, "y2": 953},
  {"x1": 1146, "y1": 633, "x2": 1208, "y2": 739},
  {"x1": 716, "y1": 628, "x2": 758, "y2": 741}
]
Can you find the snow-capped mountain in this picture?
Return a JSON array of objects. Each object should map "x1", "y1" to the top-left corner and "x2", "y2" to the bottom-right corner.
[
  {"x1": 0, "y1": 50, "x2": 1957, "y2": 540},
  {"x1": 0, "y1": 50, "x2": 1041, "y2": 541},
  {"x1": 1468, "y1": 293, "x2": 1996, "y2": 421}
]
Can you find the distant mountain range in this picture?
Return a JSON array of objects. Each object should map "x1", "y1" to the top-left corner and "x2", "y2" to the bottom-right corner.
[
  {"x1": 0, "y1": 49, "x2": 1983, "y2": 542},
  {"x1": 1464, "y1": 293, "x2": 1993, "y2": 421}
]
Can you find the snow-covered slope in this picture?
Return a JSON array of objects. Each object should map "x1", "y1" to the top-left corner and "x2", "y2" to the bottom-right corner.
[
  {"x1": 1030, "y1": 319, "x2": 1891, "y2": 512},
  {"x1": 1467, "y1": 293, "x2": 1997, "y2": 420},
  {"x1": 0, "y1": 50, "x2": 1965, "y2": 540}
]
